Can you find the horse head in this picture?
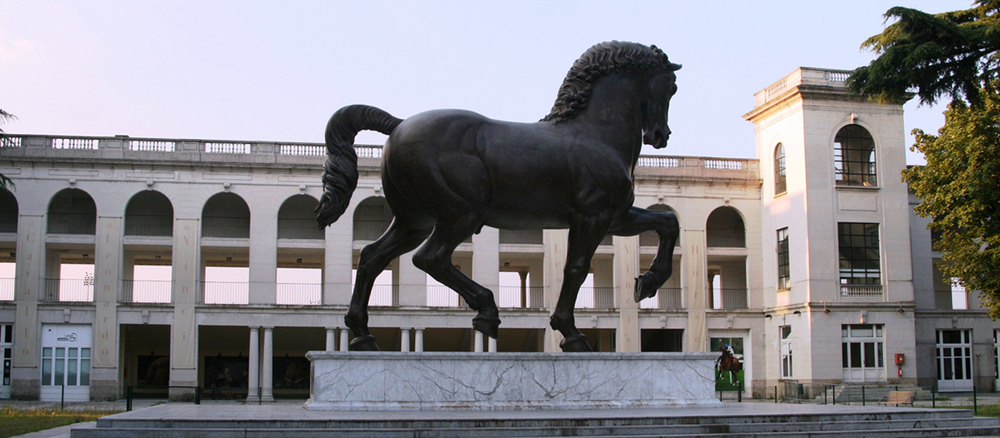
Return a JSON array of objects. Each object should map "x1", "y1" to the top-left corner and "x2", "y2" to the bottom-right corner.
[{"x1": 642, "y1": 63, "x2": 681, "y2": 149}]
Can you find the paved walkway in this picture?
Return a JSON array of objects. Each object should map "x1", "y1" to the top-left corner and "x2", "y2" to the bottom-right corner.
[{"x1": 3, "y1": 394, "x2": 999, "y2": 438}]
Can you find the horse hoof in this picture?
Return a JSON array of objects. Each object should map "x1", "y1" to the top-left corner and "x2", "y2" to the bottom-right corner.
[
  {"x1": 559, "y1": 334, "x2": 592, "y2": 352},
  {"x1": 473, "y1": 314, "x2": 501, "y2": 339},
  {"x1": 349, "y1": 334, "x2": 380, "y2": 351},
  {"x1": 633, "y1": 272, "x2": 661, "y2": 303}
]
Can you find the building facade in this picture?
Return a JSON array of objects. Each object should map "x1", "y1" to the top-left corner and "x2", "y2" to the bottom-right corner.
[{"x1": 0, "y1": 67, "x2": 994, "y2": 402}]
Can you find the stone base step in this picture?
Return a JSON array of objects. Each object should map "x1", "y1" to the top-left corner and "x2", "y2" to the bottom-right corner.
[{"x1": 72, "y1": 406, "x2": 1000, "y2": 438}]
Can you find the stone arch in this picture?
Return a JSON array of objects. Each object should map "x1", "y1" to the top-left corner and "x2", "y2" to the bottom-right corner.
[
  {"x1": 706, "y1": 206, "x2": 745, "y2": 248},
  {"x1": 353, "y1": 197, "x2": 393, "y2": 242},
  {"x1": 124, "y1": 191, "x2": 174, "y2": 237},
  {"x1": 0, "y1": 188, "x2": 16, "y2": 233},
  {"x1": 202, "y1": 192, "x2": 250, "y2": 238},
  {"x1": 278, "y1": 194, "x2": 323, "y2": 240},
  {"x1": 47, "y1": 188, "x2": 96, "y2": 235},
  {"x1": 639, "y1": 203, "x2": 679, "y2": 247}
]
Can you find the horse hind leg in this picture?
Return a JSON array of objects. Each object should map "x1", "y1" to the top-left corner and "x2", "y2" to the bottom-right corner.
[
  {"x1": 609, "y1": 207, "x2": 679, "y2": 303},
  {"x1": 412, "y1": 216, "x2": 501, "y2": 339},
  {"x1": 346, "y1": 219, "x2": 431, "y2": 351}
]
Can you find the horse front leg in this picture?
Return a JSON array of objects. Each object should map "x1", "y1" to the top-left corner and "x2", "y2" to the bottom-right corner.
[
  {"x1": 346, "y1": 220, "x2": 431, "y2": 351},
  {"x1": 608, "y1": 206, "x2": 679, "y2": 302},
  {"x1": 550, "y1": 215, "x2": 608, "y2": 352}
]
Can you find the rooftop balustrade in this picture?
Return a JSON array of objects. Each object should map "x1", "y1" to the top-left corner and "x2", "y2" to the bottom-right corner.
[{"x1": 0, "y1": 135, "x2": 758, "y2": 181}]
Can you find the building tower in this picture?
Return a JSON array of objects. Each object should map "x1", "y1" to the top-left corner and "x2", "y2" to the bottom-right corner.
[{"x1": 744, "y1": 68, "x2": 916, "y2": 392}]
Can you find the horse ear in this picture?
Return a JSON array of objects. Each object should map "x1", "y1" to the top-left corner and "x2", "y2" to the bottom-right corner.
[{"x1": 669, "y1": 63, "x2": 682, "y2": 71}]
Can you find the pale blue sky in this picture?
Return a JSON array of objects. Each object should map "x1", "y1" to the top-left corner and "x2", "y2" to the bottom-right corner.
[{"x1": 0, "y1": 1, "x2": 971, "y2": 163}]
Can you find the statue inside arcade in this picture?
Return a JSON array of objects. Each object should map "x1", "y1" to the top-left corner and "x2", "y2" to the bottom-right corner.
[{"x1": 316, "y1": 41, "x2": 681, "y2": 352}]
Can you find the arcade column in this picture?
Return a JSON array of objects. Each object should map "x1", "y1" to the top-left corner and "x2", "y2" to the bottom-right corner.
[
  {"x1": 615, "y1": 235, "x2": 640, "y2": 352},
  {"x1": 169, "y1": 219, "x2": 199, "y2": 401},
  {"x1": 91, "y1": 216, "x2": 122, "y2": 400},
  {"x1": 11, "y1": 215, "x2": 44, "y2": 399}
]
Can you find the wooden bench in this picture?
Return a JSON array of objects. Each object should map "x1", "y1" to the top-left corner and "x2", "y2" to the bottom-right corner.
[{"x1": 880, "y1": 390, "x2": 916, "y2": 407}]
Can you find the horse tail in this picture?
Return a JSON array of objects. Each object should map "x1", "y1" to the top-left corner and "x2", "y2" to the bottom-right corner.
[{"x1": 316, "y1": 105, "x2": 403, "y2": 228}]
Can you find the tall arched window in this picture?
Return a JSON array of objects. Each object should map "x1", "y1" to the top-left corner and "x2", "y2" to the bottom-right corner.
[
  {"x1": 774, "y1": 143, "x2": 786, "y2": 195},
  {"x1": 834, "y1": 125, "x2": 877, "y2": 187}
]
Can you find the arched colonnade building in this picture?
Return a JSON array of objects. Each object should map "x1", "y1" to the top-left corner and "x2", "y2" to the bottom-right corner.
[{"x1": 0, "y1": 67, "x2": 995, "y2": 402}]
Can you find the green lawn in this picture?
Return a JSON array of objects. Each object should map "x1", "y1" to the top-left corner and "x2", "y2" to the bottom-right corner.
[
  {"x1": 0, "y1": 408, "x2": 115, "y2": 438},
  {"x1": 935, "y1": 404, "x2": 1000, "y2": 418}
]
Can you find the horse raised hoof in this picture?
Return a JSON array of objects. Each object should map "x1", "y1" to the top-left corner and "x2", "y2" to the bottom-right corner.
[
  {"x1": 634, "y1": 271, "x2": 662, "y2": 303},
  {"x1": 559, "y1": 334, "x2": 593, "y2": 352},
  {"x1": 348, "y1": 334, "x2": 380, "y2": 351},
  {"x1": 472, "y1": 313, "x2": 501, "y2": 339}
]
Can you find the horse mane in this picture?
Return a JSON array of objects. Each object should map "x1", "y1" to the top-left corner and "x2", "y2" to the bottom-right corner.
[{"x1": 542, "y1": 41, "x2": 674, "y2": 124}]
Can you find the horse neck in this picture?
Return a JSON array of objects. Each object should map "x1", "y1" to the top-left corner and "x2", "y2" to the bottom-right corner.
[{"x1": 567, "y1": 74, "x2": 645, "y2": 161}]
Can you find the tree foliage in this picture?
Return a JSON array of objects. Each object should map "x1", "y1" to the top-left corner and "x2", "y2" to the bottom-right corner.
[
  {"x1": 847, "y1": 1, "x2": 1000, "y2": 107},
  {"x1": 904, "y1": 91, "x2": 1000, "y2": 317},
  {"x1": 850, "y1": 1, "x2": 1000, "y2": 316}
]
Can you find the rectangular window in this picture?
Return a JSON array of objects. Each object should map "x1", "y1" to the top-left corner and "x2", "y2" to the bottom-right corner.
[
  {"x1": 41, "y1": 348, "x2": 52, "y2": 386},
  {"x1": 79, "y1": 348, "x2": 90, "y2": 386},
  {"x1": 777, "y1": 228, "x2": 790, "y2": 290},
  {"x1": 780, "y1": 326, "x2": 793, "y2": 378},
  {"x1": 838, "y1": 223, "x2": 882, "y2": 296}
]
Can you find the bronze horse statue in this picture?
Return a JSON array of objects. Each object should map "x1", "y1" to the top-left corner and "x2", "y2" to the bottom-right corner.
[{"x1": 316, "y1": 41, "x2": 681, "y2": 352}]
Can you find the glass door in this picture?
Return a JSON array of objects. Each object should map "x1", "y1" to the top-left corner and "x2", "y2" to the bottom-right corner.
[
  {"x1": 1, "y1": 324, "x2": 11, "y2": 399},
  {"x1": 841, "y1": 324, "x2": 885, "y2": 383},
  {"x1": 937, "y1": 330, "x2": 973, "y2": 392}
]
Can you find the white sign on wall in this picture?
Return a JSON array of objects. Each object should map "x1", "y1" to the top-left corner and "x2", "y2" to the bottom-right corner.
[{"x1": 41, "y1": 324, "x2": 93, "y2": 348}]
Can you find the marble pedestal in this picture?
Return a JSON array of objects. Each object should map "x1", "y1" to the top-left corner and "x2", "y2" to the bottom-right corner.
[{"x1": 305, "y1": 352, "x2": 721, "y2": 411}]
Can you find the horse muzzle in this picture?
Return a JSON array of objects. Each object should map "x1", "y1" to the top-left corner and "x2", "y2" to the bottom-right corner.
[{"x1": 643, "y1": 127, "x2": 670, "y2": 149}]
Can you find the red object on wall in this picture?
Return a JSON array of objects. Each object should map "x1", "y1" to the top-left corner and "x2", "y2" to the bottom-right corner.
[{"x1": 894, "y1": 354, "x2": 905, "y2": 365}]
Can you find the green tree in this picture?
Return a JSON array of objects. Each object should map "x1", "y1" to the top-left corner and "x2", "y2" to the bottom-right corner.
[
  {"x1": 0, "y1": 109, "x2": 14, "y2": 190},
  {"x1": 847, "y1": 1, "x2": 1000, "y2": 107},
  {"x1": 908, "y1": 93, "x2": 1000, "y2": 317},
  {"x1": 848, "y1": 1, "x2": 1000, "y2": 316}
]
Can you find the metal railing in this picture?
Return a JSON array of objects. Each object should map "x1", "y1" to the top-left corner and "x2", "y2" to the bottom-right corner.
[
  {"x1": 0, "y1": 211, "x2": 16, "y2": 233},
  {"x1": 640, "y1": 287, "x2": 682, "y2": 310},
  {"x1": 201, "y1": 216, "x2": 250, "y2": 239},
  {"x1": 0, "y1": 277, "x2": 13, "y2": 301},
  {"x1": 369, "y1": 284, "x2": 398, "y2": 307},
  {"x1": 275, "y1": 283, "x2": 321, "y2": 305},
  {"x1": 353, "y1": 220, "x2": 389, "y2": 241},
  {"x1": 575, "y1": 286, "x2": 615, "y2": 309},
  {"x1": 124, "y1": 214, "x2": 173, "y2": 237},
  {"x1": 840, "y1": 284, "x2": 883, "y2": 297},
  {"x1": 47, "y1": 213, "x2": 96, "y2": 235},
  {"x1": 499, "y1": 229, "x2": 543, "y2": 245},
  {"x1": 426, "y1": 284, "x2": 458, "y2": 307},
  {"x1": 277, "y1": 218, "x2": 324, "y2": 239},
  {"x1": 200, "y1": 281, "x2": 249, "y2": 305},
  {"x1": 706, "y1": 232, "x2": 745, "y2": 248},
  {"x1": 120, "y1": 279, "x2": 172, "y2": 304},
  {"x1": 720, "y1": 288, "x2": 748, "y2": 309},
  {"x1": 497, "y1": 285, "x2": 543, "y2": 308},
  {"x1": 42, "y1": 278, "x2": 94, "y2": 302}
]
